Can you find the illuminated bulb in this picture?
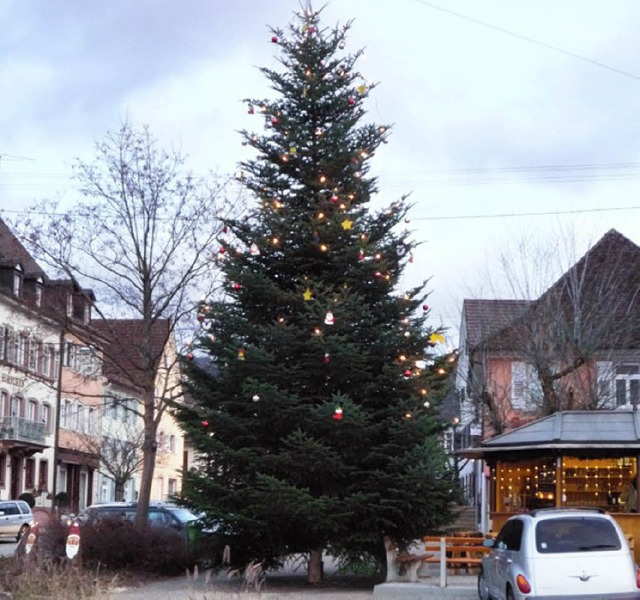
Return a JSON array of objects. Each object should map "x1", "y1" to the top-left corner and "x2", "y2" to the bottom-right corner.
[
  {"x1": 319, "y1": 175, "x2": 327, "y2": 184},
  {"x1": 404, "y1": 411, "x2": 413, "y2": 419},
  {"x1": 272, "y1": 237, "x2": 280, "y2": 245},
  {"x1": 281, "y1": 154, "x2": 289, "y2": 162},
  {"x1": 420, "y1": 388, "x2": 428, "y2": 396},
  {"x1": 314, "y1": 327, "x2": 322, "y2": 335},
  {"x1": 273, "y1": 200, "x2": 283, "y2": 209},
  {"x1": 437, "y1": 367, "x2": 446, "y2": 375},
  {"x1": 320, "y1": 244, "x2": 328, "y2": 252},
  {"x1": 404, "y1": 331, "x2": 410, "y2": 338},
  {"x1": 423, "y1": 400, "x2": 430, "y2": 408},
  {"x1": 317, "y1": 212, "x2": 325, "y2": 219},
  {"x1": 399, "y1": 354, "x2": 407, "y2": 361},
  {"x1": 253, "y1": 395, "x2": 260, "y2": 402}
]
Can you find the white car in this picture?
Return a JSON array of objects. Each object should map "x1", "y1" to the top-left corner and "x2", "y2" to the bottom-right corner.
[
  {"x1": 478, "y1": 508, "x2": 640, "y2": 600},
  {"x1": 0, "y1": 500, "x2": 34, "y2": 541}
]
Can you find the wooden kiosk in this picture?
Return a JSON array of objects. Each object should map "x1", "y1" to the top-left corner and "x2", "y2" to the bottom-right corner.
[{"x1": 464, "y1": 411, "x2": 640, "y2": 562}]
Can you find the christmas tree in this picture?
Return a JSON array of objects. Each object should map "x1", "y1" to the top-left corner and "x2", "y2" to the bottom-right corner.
[{"x1": 179, "y1": 6, "x2": 458, "y2": 581}]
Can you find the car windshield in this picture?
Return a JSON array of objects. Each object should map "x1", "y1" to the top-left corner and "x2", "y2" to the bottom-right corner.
[
  {"x1": 536, "y1": 517, "x2": 622, "y2": 553},
  {"x1": 167, "y1": 508, "x2": 199, "y2": 523}
]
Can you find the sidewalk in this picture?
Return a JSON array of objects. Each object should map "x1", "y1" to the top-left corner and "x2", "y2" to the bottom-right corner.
[{"x1": 107, "y1": 572, "x2": 477, "y2": 600}]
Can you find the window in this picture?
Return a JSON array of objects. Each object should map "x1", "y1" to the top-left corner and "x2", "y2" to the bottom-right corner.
[
  {"x1": 28, "y1": 400, "x2": 37, "y2": 422},
  {"x1": 35, "y1": 282, "x2": 43, "y2": 307},
  {"x1": 496, "y1": 518, "x2": 524, "y2": 551},
  {"x1": 64, "y1": 342, "x2": 74, "y2": 368},
  {"x1": 52, "y1": 345, "x2": 60, "y2": 379},
  {"x1": 4, "y1": 328, "x2": 16, "y2": 364},
  {"x1": 77, "y1": 405, "x2": 85, "y2": 432},
  {"x1": 615, "y1": 365, "x2": 640, "y2": 408},
  {"x1": 536, "y1": 517, "x2": 621, "y2": 554},
  {"x1": 0, "y1": 392, "x2": 6, "y2": 418},
  {"x1": 42, "y1": 403, "x2": 51, "y2": 434},
  {"x1": 13, "y1": 267, "x2": 23, "y2": 297},
  {"x1": 10, "y1": 396, "x2": 23, "y2": 418},
  {"x1": 27, "y1": 338, "x2": 36, "y2": 371},
  {"x1": 0, "y1": 327, "x2": 6, "y2": 361},
  {"x1": 511, "y1": 361, "x2": 542, "y2": 410},
  {"x1": 16, "y1": 335, "x2": 26, "y2": 368},
  {"x1": 88, "y1": 407, "x2": 95, "y2": 435},
  {"x1": 168, "y1": 479, "x2": 177, "y2": 497},
  {"x1": 61, "y1": 400, "x2": 71, "y2": 429},
  {"x1": 168, "y1": 434, "x2": 176, "y2": 453},
  {"x1": 0, "y1": 454, "x2": 5, "y2": 486},
  {"x1": 41, "y1": 343, "x2": 50, "y2": 377}
]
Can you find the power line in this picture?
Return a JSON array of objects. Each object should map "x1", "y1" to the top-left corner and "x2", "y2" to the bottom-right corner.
[
  {"x1": 414, "y1": 205, "x2": 640, "y2": 221},
  {"x1": 412, "y1": 0, "x2": 640, "y2": 81}
]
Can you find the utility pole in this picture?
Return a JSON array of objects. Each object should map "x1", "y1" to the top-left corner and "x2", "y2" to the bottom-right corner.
[{"x1": 51, "y1": 331, "x2": 65, "y2": 511}]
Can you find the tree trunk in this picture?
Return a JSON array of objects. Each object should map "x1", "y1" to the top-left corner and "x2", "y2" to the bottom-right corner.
[
  {"x1": 307, "y1": 548, "x2": 323, "y2": 584},
  {"x1": 134, "y1": 400, "x2": 157, "y2": 529},
  {"x1": 114, "y1": 481, "x2": 125, "y2": 501}
]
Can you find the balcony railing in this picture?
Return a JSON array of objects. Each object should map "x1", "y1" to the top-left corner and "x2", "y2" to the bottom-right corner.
[{"x1": 0, "y1": 416, "x2": 46, "y2": 444}]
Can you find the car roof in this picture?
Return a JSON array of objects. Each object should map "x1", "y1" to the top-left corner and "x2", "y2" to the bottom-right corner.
[{"x1": 510, "y1": 508, "x2": 613, "y2": 522}]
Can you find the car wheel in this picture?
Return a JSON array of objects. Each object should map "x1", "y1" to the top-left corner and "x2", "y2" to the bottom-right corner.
[
  {"x1": 17, "y1": 524, "x2": 29, "y2": 541},
  {"x1": 477, "y1": 568, "x2": 492, "y2": 600},
  {"x1": 506, "y1": 586, "x2": 516, "y2": 600}
]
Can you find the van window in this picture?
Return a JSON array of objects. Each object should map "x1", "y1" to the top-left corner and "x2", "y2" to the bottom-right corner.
[{"x1": 536, "y1": 517, "x2": 621, "y2": 553}]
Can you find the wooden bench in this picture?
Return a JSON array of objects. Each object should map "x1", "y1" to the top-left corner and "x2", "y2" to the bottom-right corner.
[
  {"x1": 383, "y1": 536, "x2": 433, "y2": 582},
  {"x1": 423, "y1": 535, "x2": 491, "y2": 586}
]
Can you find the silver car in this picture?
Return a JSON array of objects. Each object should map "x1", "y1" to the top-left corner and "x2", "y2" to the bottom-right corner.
[
  {"x1": 478, "y1": 508, "x2": 640, "y2": 600},
  {"x1": 0, "y1": 500, "x2": 33, "y2": 541}
]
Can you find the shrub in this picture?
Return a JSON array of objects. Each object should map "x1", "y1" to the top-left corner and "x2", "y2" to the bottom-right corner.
[
  {"x1": 18, "y1": 492, "x2": 35, "y2": 508},
  {"x1": 55, "y1": 491, "x2": 70, "y2": 508},
  {"x1": 80, "y1": 518, "x2": 192, "y2": 574}
]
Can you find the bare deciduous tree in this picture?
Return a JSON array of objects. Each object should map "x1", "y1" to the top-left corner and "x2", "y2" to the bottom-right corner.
[
  {"x1": 459, "y1": 229, "x2": 640, "y2": 434},
  {"x1": 12, "y1": 123, "x2": 244, "y2": 527}
]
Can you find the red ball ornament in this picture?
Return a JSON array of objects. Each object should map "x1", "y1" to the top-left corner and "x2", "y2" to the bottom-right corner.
[
  {"x1": 333, "y1": 406, "x2": 343, "y2": 421},
  {"x1": 271, "y1": 116, "x2": 279, "y2": 125},
  {"x1": 374, "y1": 271, "x2": 382, "y2": 278},
  {"x1": 197, "y1": 313, "x2": 205, "y2": 322},
  {"x1": 324, "y1": 352, "x2": 330, "y2": 364},
  {"x1": 201, "y1": 420, "x2": 209, "y2": 427},
  {"x1": 187, "y1": 353, "x2": 194, "y2": 361},
  {"x1": 308, "y1": 26, "x2": 316, "y2": 33},
  {"x1": 271, "y1": 36, "x2": 278, "y2": 43},
  {"x1": 423, "y1": 304, "x2": 429, "y2": 311},
  {"x1": 330, "y1": 194, "x2": 339, "y2": 203},
  {"x1": 248, "y1": 106, "x2": 254, "y2": 115},
  {"x1": 219, "y1": 246, "x2": 226, "y2": 254},
  {"x1": 348, "y1": 98, "x2": 355, "y2": 106},
  {"x1": 404, "y1": 369, "x2": 412, "y2": 377}
]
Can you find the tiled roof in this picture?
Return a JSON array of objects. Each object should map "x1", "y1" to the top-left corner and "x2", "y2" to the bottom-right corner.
[
  {"x1": 93, "y1": 319, "x2": 171, "y2": 391},
  {"x1": 466, "y1": 229, "x2": 640, "y2": 352},
  {"x1": 0, "y1": 218, "x2": 47, "y2": 279},
  {"x1": 479, "y1": 410, "x2": 640, "y2": 451},
  {"x1": 462, "y1": 299, "x2": 531, "y2": 351}
]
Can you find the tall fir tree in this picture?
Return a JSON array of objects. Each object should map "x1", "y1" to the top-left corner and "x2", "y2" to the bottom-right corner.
[{"x1": 178, "y1": 5, "x2": 458, "y2": 581}]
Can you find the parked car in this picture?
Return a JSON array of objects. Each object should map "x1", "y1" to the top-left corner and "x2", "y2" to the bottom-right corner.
[
  {"x1": 76, "y1": 501, "x2": 207, "y2": 552},
  {"x1": 478, "y1": 508, "x2": 640, "y2": 600},
  {"x1": 0, "y1": 500, "x2": 34, "y2": 541}
]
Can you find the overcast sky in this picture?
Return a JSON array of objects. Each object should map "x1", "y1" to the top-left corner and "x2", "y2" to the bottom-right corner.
[{"x1": 3, "y1": 1, "x2": 640, "y2": 343}]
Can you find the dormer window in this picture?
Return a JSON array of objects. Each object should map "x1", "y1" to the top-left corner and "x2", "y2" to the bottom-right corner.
[
  {"x1": 84, "y1": 301, "x2": 91, "y2": 324},
  {"x1": 66, "y1": 292, "x2": 73, "y2": 318},
  {"x1": 13, "y1": 265, "x2": 23, "y2": 298}
]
